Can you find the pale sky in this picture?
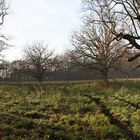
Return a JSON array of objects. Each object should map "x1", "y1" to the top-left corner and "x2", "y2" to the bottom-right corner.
[{"x1": 2, "y1": 0, "x2": 82, "y2": 61}]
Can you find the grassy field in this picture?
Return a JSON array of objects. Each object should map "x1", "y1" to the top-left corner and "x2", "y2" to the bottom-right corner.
[{"x1": 0, "y1": 80, "x2": 140, "y2": 140}]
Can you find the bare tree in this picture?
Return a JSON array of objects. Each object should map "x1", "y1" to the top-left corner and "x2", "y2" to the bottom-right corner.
[
  {"x1": 69, "y1": 23, "x2": 126, "y2": 82},
  {"x1": 0, "y1": 0, "x2": 9, "y2": 60},
  {"x1": 23, "y1": 42, "x2": 54, "y2": 82},
  {"x1": 82, "y1": 0, "x2": 140, "y2": 69}
]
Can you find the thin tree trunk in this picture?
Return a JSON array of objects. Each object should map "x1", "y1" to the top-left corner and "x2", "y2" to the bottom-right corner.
[{"x1": 101, "y1": 68, "x2": 109, "y2": 84}]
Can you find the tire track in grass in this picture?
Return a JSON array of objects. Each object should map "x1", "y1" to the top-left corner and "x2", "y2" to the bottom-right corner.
[
  {"x1": 112, "y1": 96, "x2": 140, "y2": 110},
  {"x1": 83, "y1": 94, "x2": 140, "y2": 140}
]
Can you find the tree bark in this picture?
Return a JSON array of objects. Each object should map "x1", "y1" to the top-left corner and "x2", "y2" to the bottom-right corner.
[{"x1": 101, "y1": 68, "x2": 109, "y2": 83}]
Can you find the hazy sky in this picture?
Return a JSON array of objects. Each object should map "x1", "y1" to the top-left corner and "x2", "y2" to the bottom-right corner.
[{"x1": 2, "y1": 0, "x2": 82, "y2": 61}]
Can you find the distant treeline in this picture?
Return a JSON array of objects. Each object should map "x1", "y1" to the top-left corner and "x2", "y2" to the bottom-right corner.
[{"x1": 0, "y1": 57, "x2": 139, "y2": 82}]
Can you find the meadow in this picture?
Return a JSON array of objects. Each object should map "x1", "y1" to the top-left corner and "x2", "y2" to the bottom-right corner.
[{"x1": 0, "y1": 80, "x2": 140, "y2": 140}]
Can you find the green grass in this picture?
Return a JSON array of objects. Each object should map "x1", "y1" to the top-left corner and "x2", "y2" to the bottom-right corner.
[{"x1": 0, "y1": 80, "x2": 140, "y2": 140}]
